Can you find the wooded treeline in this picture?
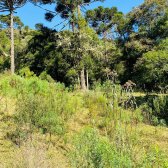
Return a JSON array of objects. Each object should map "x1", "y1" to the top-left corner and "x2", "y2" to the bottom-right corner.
[{"x1": 0, "y1": 0, "x2": 168, "y2": 91}]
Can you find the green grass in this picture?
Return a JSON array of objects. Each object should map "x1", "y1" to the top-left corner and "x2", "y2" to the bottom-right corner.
[{"x1": 0, "y1": 74, "x2": 168, "y2": 167}]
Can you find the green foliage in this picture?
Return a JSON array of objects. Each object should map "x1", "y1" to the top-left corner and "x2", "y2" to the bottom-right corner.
[
  {"x1": 83, "y1": 91, "x2": 108, "y2": 117},
  {"x1": 65, "y1": 67, "x2": 78, "y2": 86},
  {"x1": 1, "y1": 1, "x2": 168, "y2": 167},
  {"x1": 138, "y1": 95, "x2": 168, "y2": 126},
  {"x1": 14, "y1": 93, "x2": 65, "y2": 136},
  {"x1": 44, "y1": 0, "x2": 105, "y2": 22},
  {"x1": 153, "y1": 96, "x2": 168, "y2": 119},
  {"x1": 0, "y1": 75, "x2": 83, "y2": 145},
  {"x1": 115, "y1": 0, "x2": 168, "y2": 88},
  {"x1": 39, "y1": 71, "x2": 55, "y2": 83},
  {"x1": 70, "y1": 127, "x2": 122, "y2": 168},
  {"x1": 134, "y1": 38, "x2": 168, "y2": 90},
  {"x1": 90, "y1": 80, "x2": 121, "y2": 94},
  {"x1": 0, "y1": 0, "x2": 168, "y2": 90},
  {"x1": 0, "y1": 74, "x2": 167, "y2": 167},
  {"x1": 0, "y1": 14, "x2": 24, "y2": 29},
  {"x1": 70, "y1": 127, "x2": 168, "y2": 168},
  {"x1": 18, "y1": 67, "x2": 36, "y2": 78},
  {"x1": 102, "y1": 81, "x2": 121, "y2": 94},
  {"x1": 21, "y1": 26, "x2": 74, "y2": 86},
  {"x1": 0, "y1": 29, "x2": 10, "y2": 71},
  {"x1": 86, "y1": 6, "x2": 123, "y2": 35}
]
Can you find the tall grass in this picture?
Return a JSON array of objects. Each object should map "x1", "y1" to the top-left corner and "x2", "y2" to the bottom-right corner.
[
  {"x1": 70, "y1": 127, "x2": 168, "y2": 168},
  {"x1": 0, "y1": 75, "x2": 167, "y2": 167},
  {"x1": 79, "y1": 81, "x2": 168, "y2": 167},
  {"x1": 0, "y1": 74, "x2": 82, "y2": 147}
]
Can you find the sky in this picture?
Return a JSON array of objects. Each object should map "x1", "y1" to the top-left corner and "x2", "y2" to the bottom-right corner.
[{"x1": 1, "y1": 0, "x2": 145, "y2": 30}]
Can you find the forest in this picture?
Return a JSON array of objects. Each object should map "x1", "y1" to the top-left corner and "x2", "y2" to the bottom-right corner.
[{"x1": 0, "y1": 0, "x2": 168, "y2": 167}]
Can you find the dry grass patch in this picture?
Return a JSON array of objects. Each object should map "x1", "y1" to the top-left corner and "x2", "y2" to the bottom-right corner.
[{"x1": 0, "y1": 133, "x2": 70, "y2": 168}]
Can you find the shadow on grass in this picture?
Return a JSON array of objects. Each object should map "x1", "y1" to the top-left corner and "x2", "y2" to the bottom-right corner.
[
  {"x1": 135, "y1": 94, "x2": 158, "y2": 107},
  {"x1": 135, "y1": 94, "x2": 168, "y2": 126}
]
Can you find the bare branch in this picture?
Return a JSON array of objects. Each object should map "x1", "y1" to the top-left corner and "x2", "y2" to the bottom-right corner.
[{"x1": 51, "y1": 16, "x2": 70, "y2": 29}]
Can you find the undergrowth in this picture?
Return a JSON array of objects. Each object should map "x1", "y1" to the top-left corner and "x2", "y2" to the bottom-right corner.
[
  {"x1": 70, "y1": 127, "x2": 168, "y2": 168},
  {"x1": 0, "y1": 74, "x2": 167, "y2": 167},
  {"x1": 0, "y1": 74, "x2": 81, "y2": 147}
]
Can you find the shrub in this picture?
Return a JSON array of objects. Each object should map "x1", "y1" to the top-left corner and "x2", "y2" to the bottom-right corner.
[
  {"x1": 138, "y1": 95, "x2": 168, "y2": 126},
  {"x1": 70, "y1": 127, "x2": 135, "y2": 168},
  {"x1": 39, "y1": 71, "x2": 55, "y2": 83},
  {"x1": 70, "y1": 127, "x2": 168, "y2": 168},
  {"x1": 153, "y1": 95, "x2": 168, "y2": 119}
]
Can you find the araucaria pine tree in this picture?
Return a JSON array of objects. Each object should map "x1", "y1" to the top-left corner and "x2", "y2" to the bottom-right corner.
[{"x1": 0, "y1": 0, "x2": 27, "y2": 74}]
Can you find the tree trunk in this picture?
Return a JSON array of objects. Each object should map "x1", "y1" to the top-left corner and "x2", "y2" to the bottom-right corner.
[
  {"x1": 77, "y1": 4, "x2": 86, "y2": 90},
  {"x1": 104, "y1": 32, "x2": 108, "y2": 63},
  {"x1": 81, "y1": 68, "x2": 86, "y2": 90},
  {"x1": 11, "y1": 11, "x2": 14, "y2": 75},
  {"x1": 77, "y1": 74, "x2": 80, "y2": 89},
  {"x1": 72, "y1": 22, "x2": 75, "y2": 34},
  {"x1": 7, "y1": 28, "x2": 11, "y2": 39},
  {"x1": 80, "y1": 67, "x2": 86, "y2": 90},
  {"x1": 77, "y1": 4, "x2": 80, "y2": 19},
  {"x1": 87, "y1": 70, "x2": 89, "y2": 90}
]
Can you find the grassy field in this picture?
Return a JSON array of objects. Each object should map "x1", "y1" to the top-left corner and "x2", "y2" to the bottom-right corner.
[{"x1": 0, "y1": 74, "x2": 168, "y2": 167}]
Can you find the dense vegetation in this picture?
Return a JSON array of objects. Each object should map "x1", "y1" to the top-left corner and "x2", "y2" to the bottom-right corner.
[
  {"x1": 0, "y1": 73, "x2": 168, "y2": 167},
  {"x1": 0, "y1": 0, "x2": 168, "y2": 167},
  {"x1": 0, "y1": 0, "x2": 167, "y2": 91}
]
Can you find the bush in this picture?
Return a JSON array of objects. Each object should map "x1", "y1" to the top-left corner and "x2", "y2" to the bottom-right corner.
[
  {"x1": 0, "y1": 75, "x2": 80, "y2": 145},
  {"x1": 153, "y1": 95, "x2": 168, "y2": 119},
  {"x1": 70, "y1": 127, "x2": 135, "y2": 168},
  {"x1": 70, "y1": 127, "x2": 168, "y2": 168},
  {"x1": 39, "y1": 71, "x2": 55, "y2": 83},
  {"x1": 137, "y1": 95, "x2": 168, "y2": 126}
]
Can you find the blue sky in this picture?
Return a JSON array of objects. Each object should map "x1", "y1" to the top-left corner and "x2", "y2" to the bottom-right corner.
[{"x1": 1, "y1": 0, "x2": 145, "y2": 30}]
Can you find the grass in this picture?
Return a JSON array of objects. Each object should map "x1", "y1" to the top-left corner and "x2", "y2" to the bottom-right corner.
[{"x1": 0, "y1": 74, "x2": 168, "y2": 167}]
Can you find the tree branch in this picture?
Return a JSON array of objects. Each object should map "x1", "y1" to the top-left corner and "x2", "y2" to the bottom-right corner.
[
  {"x1": 83, "y1": 0, "x2": 103, "y2": 5},
  {"x1": 29, "y1": 1, "x2": 70, "y2": 16},
  {"x1": 51, "y1": 16, "x2": 70, "y2": 29}
]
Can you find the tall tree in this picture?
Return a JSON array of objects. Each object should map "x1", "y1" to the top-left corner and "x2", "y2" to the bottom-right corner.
[
  {"x1": 115, "y1": 0, "x2": 168, "y2": 83},
  {"x1": 0, "y1": 0, "x2": 27, "y2": 74},
  {"x1": 56, "y1": 26, "x2": 104, "y2": 87},
  {"x1": 0, "y1": 29, "x2": 10, "y2": 71},
  {"x1": 0, "y1": 14, "x2": 24, "y2": 38},
  {"x1": 34, "y1": 0, "x2": 105, "y2": 90},
  {"x1": 0, "y1": 14, "x2": 24, "y2": 29},
  {"x1": 42, "y1": 0, "x2": 105, "y2": 31},
  {"x1": 133, "y1": 38, "x2": 168, "y2": 91},
  {"x1": 86, "y1": 6, "x2": 123, "y2": 63}
]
